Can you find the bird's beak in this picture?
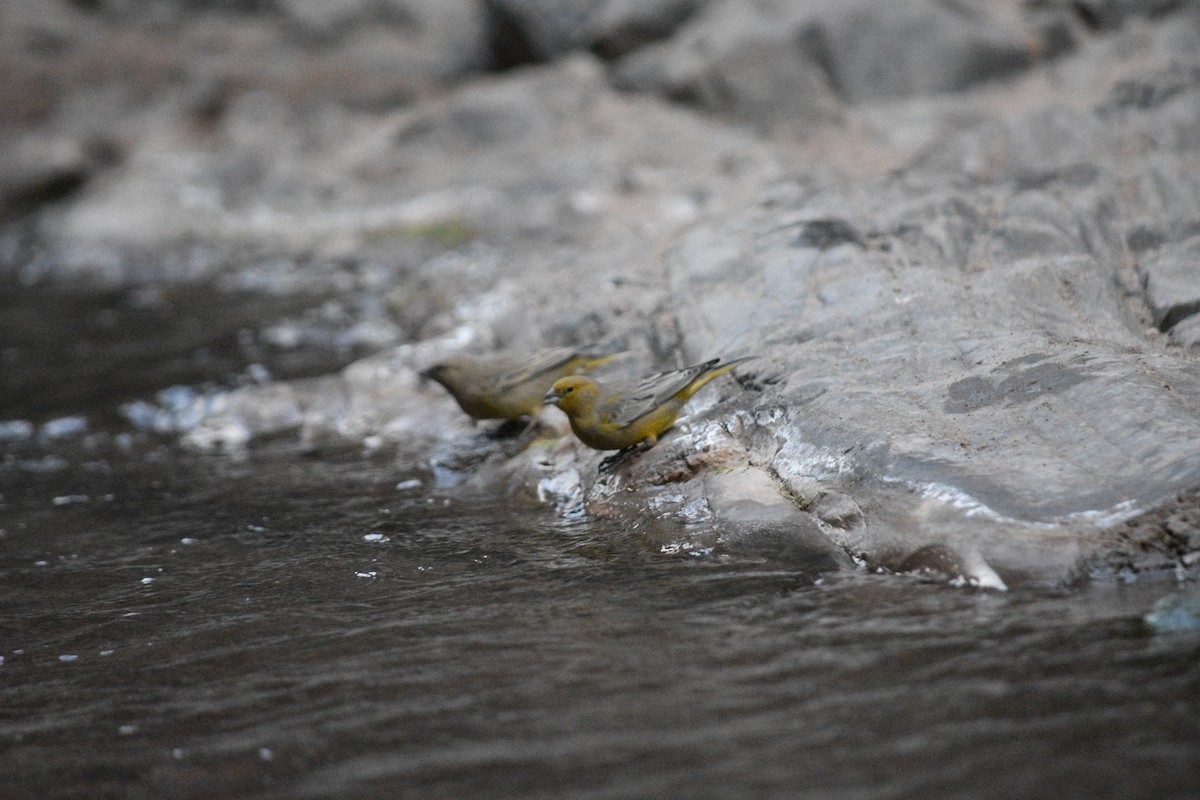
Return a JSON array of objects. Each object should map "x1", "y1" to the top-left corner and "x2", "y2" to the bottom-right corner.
[{"x1": 542, "y1": 388, "x2": 561, "y2": 406}]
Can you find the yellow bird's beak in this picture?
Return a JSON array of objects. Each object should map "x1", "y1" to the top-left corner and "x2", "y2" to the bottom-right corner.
[{"x1": 542, "y1": 387, "x2": 562, "y2": 406}]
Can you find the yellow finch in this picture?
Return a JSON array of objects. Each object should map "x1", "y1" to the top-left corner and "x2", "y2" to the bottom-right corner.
[
  {"x1": 542, "y1": 356, "x2": 753, "y2": 452},
  {"x1": 421, "y1": 347, "x2": 617, "y2": 422}
]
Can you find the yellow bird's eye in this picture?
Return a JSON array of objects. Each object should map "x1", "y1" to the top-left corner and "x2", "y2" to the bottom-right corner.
[{"x1": 562, "y1": 386, "x2": 574, "y2": 394}]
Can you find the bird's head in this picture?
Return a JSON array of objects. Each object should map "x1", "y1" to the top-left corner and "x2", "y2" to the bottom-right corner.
[
  {"x1": 543, "y1": 376, "x2": 596, "y2": 414},
  {"x1": 419, "y1": 357, "x2": 468, "y2": 388}
]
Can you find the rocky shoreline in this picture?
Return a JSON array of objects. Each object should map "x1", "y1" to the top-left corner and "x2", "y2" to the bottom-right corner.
[{"x1": 4, "y1": 0, "x2": 1200, "y2": 587}]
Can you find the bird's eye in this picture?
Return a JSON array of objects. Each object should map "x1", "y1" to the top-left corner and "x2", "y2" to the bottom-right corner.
[{"x1": 562, "y1": 386, "x2": 574, "y2": 394}]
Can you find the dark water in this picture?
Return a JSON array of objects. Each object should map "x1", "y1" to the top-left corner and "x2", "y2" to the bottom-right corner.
[
  {"x1": 0, "y1": 283, "x2": 381, "y2": 427},
  {"x1": 2, "y1": 285, "x2": 1199, "y2": 800},
  {"x1": 2, "y1": 439, "x2": 1198, "y2": 800}
]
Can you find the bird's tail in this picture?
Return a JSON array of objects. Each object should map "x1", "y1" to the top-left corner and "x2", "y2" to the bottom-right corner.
[
  {"x1": 569, "y1": 347, "x2": 630, "y2": 378},
  {"x1": 681, "y1": 355, "x2": 758, "y2": 400},
  {"x1": 578, "y1": 351, "x2": 622, "y2": 371}
]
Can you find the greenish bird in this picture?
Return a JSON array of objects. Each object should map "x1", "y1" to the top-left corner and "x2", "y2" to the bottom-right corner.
[
  {"x1": 422, "y1": 347, "x2": 617, "y2": 422},
  {"x1": 543, "y1": 356, "x2": 753, "y2": 452}
]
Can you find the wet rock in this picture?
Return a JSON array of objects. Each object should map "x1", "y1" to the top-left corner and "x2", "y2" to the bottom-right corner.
[
  {"x1": 0, "y1": 420, "x2": 36, "y2": 443},
  {"x1": 177, "y1": 329, "x2": 487, "y2": 454},
  {"x1": 535, "y1": 464, "x2": 586, "y2": 518},
  {"x1": 895, "y1": 544, "x2": 1007, "y2": 590},
  {"x1": 810, "y1": 491, "x2": 864, "y2": 531},
  {"x1": 704, "y1": 465, "x2": 851, "y2": 570},
  {"x1": 1103, "y1": 486, "x2": 1200, "y2": 577},
  {"x1": 183, "y1": 382, "x2": 304, "y2": 451},
  {"x1": 1144, "y1": 586, "x2": 1200, "y2": 633}
]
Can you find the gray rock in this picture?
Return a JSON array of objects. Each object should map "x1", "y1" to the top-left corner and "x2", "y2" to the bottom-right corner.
[
  {"x1": 671, "y1": 176, "x2": 1200, "y2": 524},
  {"x1": 1140, "y1": 236, "x2": 1200, "y2": 332},
  {"x1": 805, "y1": 0, "x2": 1047, "y2": 103},
  {"x1": 704, "y1": 465, "x2": 851, "y2": 570},
  {"x1": 1063, "y1": 0, "x2": 1191, "y2": 30},
  {"x1": 484, "y1": 0, "x2": 597, "y2": 66},
  {"x1": 0, "y1": 0, "x2": 490, "y2": 135},
  {"x1": 810, "y1": 491, "x2": 864, "y2": 531},
  {"x1": 587, "y1": 0, "x2": 707, "y2": 60},
  {"x1": 1144, "y1": 586, "x2": 1200, "y2": 633},
  {"x1": 0, "y1": 135, "x2": 104, "y2": 218},
  {"x1": 612, "y1": 0, "x2": 1071, "y2": 134},
  {"x1": 611, "y1": 1, "x2": 843, "y2": 137},
  {"x1": 182, "y1": 382, "x2": 304, "y2": 451},
  {"x1": 1169, "y1": 314, "x2": 1200, "y2": 352}
]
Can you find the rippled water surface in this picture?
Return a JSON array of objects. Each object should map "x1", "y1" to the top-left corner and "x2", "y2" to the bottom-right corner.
[{"x1": 3, "y1": 439, "x2": 1199, "y2": 800}]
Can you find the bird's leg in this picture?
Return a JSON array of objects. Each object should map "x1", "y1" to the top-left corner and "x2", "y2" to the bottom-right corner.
[
  {"x1": 597, "y1": 449, "x2": 630, "y2": 474},
  {"x1": 597, "y1": 435, "x2": 656, "y2": 474}
]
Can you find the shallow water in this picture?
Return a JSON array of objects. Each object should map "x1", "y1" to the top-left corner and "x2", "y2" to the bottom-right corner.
[
  {"x1": 0, "y1": 283, "x2": 382, "y2": 427},
  {"x1": 2, "y1": 437, "x2": 1199, "y2": 800}
]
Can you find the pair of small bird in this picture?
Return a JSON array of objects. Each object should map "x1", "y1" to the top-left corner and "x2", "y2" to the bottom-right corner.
[{"x1": 421, "y1": 347, "x2": 751, "y2": 458}]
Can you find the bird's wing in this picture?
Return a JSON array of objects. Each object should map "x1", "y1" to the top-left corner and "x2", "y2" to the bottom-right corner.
[
  {"x1": 493, "y1": 347, "x2": 579, "y2": 392},
  {"x1": 604, "y1": 360, "x2": 718, "y2": 426}
]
